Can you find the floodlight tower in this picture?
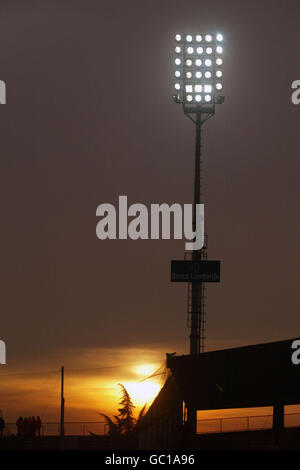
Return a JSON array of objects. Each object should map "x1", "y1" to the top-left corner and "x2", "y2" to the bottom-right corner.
[{"x1": 172, "y1": 33, "x2": 224, "y2": 354}]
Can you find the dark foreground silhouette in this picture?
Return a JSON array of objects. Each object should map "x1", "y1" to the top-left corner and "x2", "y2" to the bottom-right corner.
[{"x1": 16, "y1": 416, "x2": 42, "y2": 437}]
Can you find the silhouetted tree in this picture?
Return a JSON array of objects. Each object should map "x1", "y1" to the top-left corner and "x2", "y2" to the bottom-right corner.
[
  {"x1": 97, "y1": 413, "x2": 119, "y2": 436},
  {"x1": 134, "y1": 404, "x2": 147, "y2": 430},
  {"x1": 98, "y1": 384, "x2": 147, "y2": 436},
  {"x1": 114, "y1": 384, "x2": 136, "y2": 434}
]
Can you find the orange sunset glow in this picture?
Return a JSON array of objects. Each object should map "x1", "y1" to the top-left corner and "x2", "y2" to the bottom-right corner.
[{"x1": 0, "y1": 347, "x2": 168, "y2": 428}]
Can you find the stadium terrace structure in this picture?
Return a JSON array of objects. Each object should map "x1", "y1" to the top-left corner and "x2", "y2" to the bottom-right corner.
[{"x1": 139, "y1": 339, "x2": 300, "y2": 450}]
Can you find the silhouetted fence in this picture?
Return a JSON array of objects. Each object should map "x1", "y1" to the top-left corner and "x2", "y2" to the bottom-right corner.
[
  {"x1": 197, "y1": 412, "x2": 300, "y2": 434},
  {"x1": 4, "y1": 413, "x2": 300, "y2": 437},
  {"x1": 4, "y1": 421, "x2": 108, "y2": 436}
]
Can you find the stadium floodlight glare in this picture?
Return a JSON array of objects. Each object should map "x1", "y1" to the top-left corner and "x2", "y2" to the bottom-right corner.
[{"x1": 172, "y1": 32, "x2": 224, "y2": 107}]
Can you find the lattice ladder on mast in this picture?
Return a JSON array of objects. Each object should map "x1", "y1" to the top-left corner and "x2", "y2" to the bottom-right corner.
[{"x1": 186, "y1": 234, "x2": 208, "y2": 352}]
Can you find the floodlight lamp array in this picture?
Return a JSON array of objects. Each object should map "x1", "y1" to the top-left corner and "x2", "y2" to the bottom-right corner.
[{"x1": 173, "y1": 33, "x2": 224, "y2": 106}]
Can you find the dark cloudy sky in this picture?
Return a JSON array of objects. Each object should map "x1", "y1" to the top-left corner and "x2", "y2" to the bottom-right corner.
[{"x1": 0, "y1": 0, "x2": 299, "y2": 380}]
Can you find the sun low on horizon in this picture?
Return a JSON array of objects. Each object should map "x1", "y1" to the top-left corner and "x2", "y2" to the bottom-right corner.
[{"x1": 117, "y1": 362, "x2": 162, "y2": 410}]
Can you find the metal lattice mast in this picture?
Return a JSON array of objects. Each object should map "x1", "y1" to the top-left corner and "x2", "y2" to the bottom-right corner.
[
  {"x1": 185, "y1": 109, "x2": 214, "y2": 354},
  {"x1": 189, "y1": 112, "x2": 206, "y2": 354}
]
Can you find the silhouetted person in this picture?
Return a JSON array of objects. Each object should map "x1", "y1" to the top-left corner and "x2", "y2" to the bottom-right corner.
[
  {"x1": 31, "y1": 416, "x2": 37, "y2": 437},
  {"x1": 36, "y1": 416, "x2": 42, "y2": 437},
  {"x1": 23, "y1": 418, "x2": 29, "y2": 437},
  {"x1": 16, "y1": 416, "x2": 23, "y2": 437},
  {"x1": 29, "y1": 417, "x2": 35, "y2": 437},
  {"x1": 0, "y1": 417, "x2": 5, "y2": 438}
]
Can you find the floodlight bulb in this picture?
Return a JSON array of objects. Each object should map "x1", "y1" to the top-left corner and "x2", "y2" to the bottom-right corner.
[
  {"x1": 197, "y1": 47, "x2": 203, "y2": 54},
  {"x1": 195, "y1": 59, "x2": 202, "y2": 66},
  {"x1": 205, "y1": 34, "x2": 212, "y2": 42},
  {"x1": 216, "y1": 58, "x2": 223, "y2": 65},
  {"x1": 216, "y1": 83, "x2": 223, "y2": 90},
  {"x1": 195, "y1": 95, "x2": 202, "y2": 102},
  {"x1": 196, "y1": 35, "x2": 202, "y2": 42},
  {"x1": 186, "y1": 35, "x2": 192, "y2": 42},
  {"x1": 174, "y1": 83, "x2": 181, "y2": 90},
  {"x1": 185, "y1": 85, "x2": 193, "y2": 92},
  {"x1": 186, "y1": 72, "x2": 192, "y2": 78},
  {"x1": 187, "y1": 47, "x2": 194, "y2": 54},
  {"x1": 186, "y1": 94, "x2": 193, "y2": 102},
  {"x1": 216, "y1": 33, "x2": 223, "y2": 41},
  {"x1": 206, "y1": 47, "x2": 212, "y2": 54},
  {"x1": 216, "y1": 70, "x2": 222, "y2": 78},
  {"x1": 195, "y1": 71, "x2": 202, "y2": 78},
  {"x1": 195, "y1": 85, "x2": 202, "y2": 92},
  {"x1": 205, "y1": 59, "x2": 212, "y2": 66},
  {"x1": 205, "y1": 71, "x2": 211, "y2": 78},
  {"x1": 175, "y1": 58, "x2": 181, "y2": 65},
  {"x1": 186, "y1": 59, "x2": 192, "y2": 66},
  {"x1": 205, "y1": 94, "x2": 212, "y2": 102},
  {"x1": 175, "y1": 46, "x2": 181, "y2": 53},
  {"x1": 204, "y1": 85, "x2": 212, "y2": 93},
  {"x1": 216, "y1": 46, "x2": 223, "y2": 54},
  {"x1": 175, "y1": 71, "x2": 181, "y2": 77}
]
